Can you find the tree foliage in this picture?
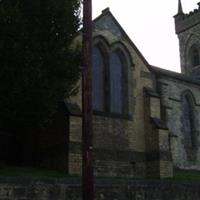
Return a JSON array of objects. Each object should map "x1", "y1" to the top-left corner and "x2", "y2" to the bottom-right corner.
[{"x1": 0, "y1": 0, "x2": 81, "y2": 129}]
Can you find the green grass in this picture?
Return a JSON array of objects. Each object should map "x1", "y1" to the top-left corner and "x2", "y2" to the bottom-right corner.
[
  {"x1": 0, "y1": 166, "x2": 71, "y2": 178},
  {"x1": 173, "y1": 168, "x2": 200, "y2": 182},
  {"x1": 0, "y1": 166, "x2": 200, "y2": 182}
]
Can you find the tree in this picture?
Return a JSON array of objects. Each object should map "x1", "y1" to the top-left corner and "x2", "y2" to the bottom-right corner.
[
  {"x1": 0, "y1": 0, "x2": 81, "y2": 166},
  {"x1": 0, "y1": 0, "x2": 81, "y2": 130}
]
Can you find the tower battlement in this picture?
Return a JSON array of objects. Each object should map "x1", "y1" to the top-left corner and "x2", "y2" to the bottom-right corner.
[{"x1": 174, "y1": 2, "x2": 200, "y2": 34}]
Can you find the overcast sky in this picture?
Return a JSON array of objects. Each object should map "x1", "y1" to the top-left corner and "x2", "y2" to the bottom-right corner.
[{"x1": 92, "y1": 0, "x2": 200, "y2": 72}]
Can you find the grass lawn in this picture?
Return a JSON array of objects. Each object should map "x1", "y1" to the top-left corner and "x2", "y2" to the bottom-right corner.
[
  {"x1": 0, "y1": 166, "x2": 200, "y2": 182},
  {"x1": 0, "y1": 166, "x2": 70, "y2": 178},
  {"x1": 173, "y1": 168, "x2": 200, "y2": 182}
]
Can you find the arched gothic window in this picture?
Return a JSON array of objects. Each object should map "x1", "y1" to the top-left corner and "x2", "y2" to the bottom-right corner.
[
  {"x1": 92, "y1": 46, "x2": 105, "y2": 111},
  {"x1": 189, "y1": 46, "x2": 200, "y2": 67},
  {"x1": 192, "y1": 49, "x2": 199, "y2": 67},
  {"x1": 182, "y1": 92, "x2": 196, "y2": 147},
  {"x1": 92, "y1": 40, "x2": 130, "y2": 117},
  {"x1": 110, "y1": 51, "x2": 126, "y2": 114}
]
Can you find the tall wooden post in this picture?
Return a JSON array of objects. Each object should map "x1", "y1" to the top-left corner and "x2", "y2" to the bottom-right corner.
[{"x1": 82, "y1": 0, "x2": 94, "y2": 200}]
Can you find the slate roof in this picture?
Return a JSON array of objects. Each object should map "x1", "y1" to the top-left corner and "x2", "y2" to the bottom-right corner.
[{"x1": 150, "y1": 65, "x2": 200, "y2": 86}]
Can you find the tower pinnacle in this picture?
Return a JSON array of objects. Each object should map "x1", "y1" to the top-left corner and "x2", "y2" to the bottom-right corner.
[{"x1": 178, "y1": 0, "x2": 183, "y2": 14}]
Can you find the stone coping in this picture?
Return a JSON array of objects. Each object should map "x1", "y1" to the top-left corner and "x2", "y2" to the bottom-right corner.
[{"x1": 0, "y1": 176, "x2": 199, "y2": 186}]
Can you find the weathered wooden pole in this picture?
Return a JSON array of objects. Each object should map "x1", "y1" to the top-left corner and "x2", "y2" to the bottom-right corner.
[{"x1": 82, "y1": 0, "x2": 94, "y2": 200}]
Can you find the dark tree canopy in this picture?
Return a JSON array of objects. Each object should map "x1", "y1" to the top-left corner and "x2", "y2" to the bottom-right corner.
[{"x1": 0, "y1": 0, "x2": 81, "y2": 130}]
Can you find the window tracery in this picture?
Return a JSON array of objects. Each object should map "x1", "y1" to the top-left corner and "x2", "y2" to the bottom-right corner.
[{"x1": 92, "y1": 40, "x2": 130, "y2": 117}]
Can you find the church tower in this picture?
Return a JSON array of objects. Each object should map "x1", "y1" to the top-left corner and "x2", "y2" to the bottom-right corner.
[{"x1": 174, "y1": 1, "x2": 200, "y2": 79}]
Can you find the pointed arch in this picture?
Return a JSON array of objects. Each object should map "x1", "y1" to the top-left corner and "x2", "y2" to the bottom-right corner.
[
  {"x1": 184, "y1": 33, "x2": 200, "y2": 54},
  {"x1": 189, "y1": 44, "x2": 200, "y2": 67},
  {"x1": 92, "y1": 36, "x2": 132, "y2": 116},
  {"x1": 92, "y1": 36, "x2": 110, "y2": 112},
  {"x1": 110, "y1": 42, "x2": 133, "y2": 114},
  {"x1": 93, "y1": 35, "x2": 110, "y2": 52},
  {"x1": 184, "y1": 34, "x2": 200, "y2": 70},
  {"x1": 110, "y1": 48, "x2": 129, "y2": 114},
  {"x1": 181, "y1": 90, "x2": 196, "y2": 105},
  {"x1": 111, "y1": 41, "x2": 134, "y2": 67},
  {"x1": 181, "y1": 90, "x2": 196, "y2": 147}
]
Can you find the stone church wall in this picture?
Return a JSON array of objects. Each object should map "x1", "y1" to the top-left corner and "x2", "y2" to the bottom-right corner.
[
  {"x1": 157, "y1": 75, "x2": 200, "y2": 170},
  {"x1": 0, "y1": 177, "x2": 199, "y2": 200},
  {"x1": 68, "y1": 49, "x2": 153, "y2": 178},
  {"x1": 67, "y1": 9, "x2": 159, "y2": 178},
  {"x1": 39, "y1": 4, "x2": 200, "y2": 178}
]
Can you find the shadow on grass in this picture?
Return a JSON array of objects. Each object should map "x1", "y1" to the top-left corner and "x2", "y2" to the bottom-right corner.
[{"x1": 0, "y1": 165, "x2": 73, "y2": 178}]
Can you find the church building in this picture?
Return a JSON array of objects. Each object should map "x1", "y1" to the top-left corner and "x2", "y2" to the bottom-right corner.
[{"x1": 66, "y1": 1, "x2": 200, "y2": 178}]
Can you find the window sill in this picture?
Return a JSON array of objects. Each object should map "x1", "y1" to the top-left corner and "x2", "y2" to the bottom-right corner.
[{"x1": 93, "y1": 110, "x2": 132, "y2": 120}]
